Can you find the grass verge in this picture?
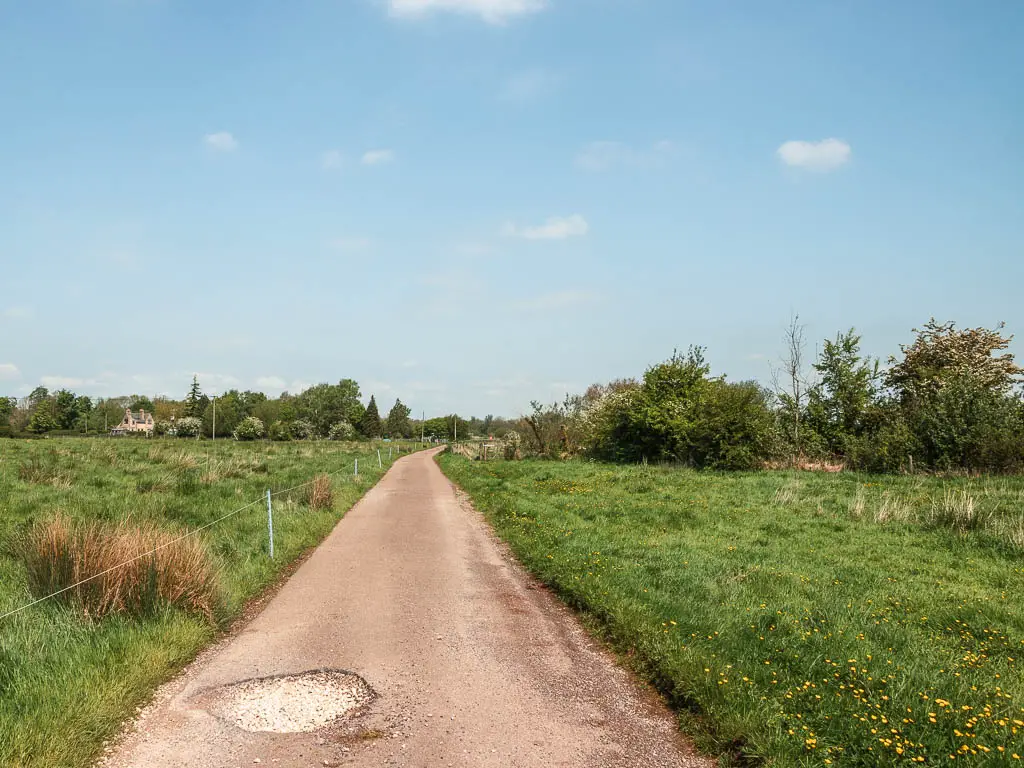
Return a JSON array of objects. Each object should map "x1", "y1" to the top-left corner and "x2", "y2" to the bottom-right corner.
[
  {"x1": 438, "y1": 454, "x2": 1024, "y2": 766},
  {"x1": 0, "y1": 438, "x2": 415, "y2": 768}
]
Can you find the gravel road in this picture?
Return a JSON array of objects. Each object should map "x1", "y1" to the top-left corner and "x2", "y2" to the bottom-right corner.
[{"x1": 100, "y1": 448, "x2": 712, "y2": 768}]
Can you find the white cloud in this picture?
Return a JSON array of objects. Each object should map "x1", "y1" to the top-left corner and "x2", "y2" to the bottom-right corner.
[
  {"x1": 256, "y1": 376, "x2": 288, "y2": 390},
  {"x1": 499, "y1": 69, "x2": 560, "y2": 103},
  {"x1": 388, "y1": 0, "x2": 545, "y2": 24},
  {"x1": 502, "y1": 214, "x2": 589, "y2": 240},
  {"x1": 361, "y1": 149, "x2": 395, "y2": 166},
  {"x1": 321, "y1": 149, "x2": 344, "y2": 170},
  {"x1": 575, "y1": 140, "x2": 676, "y2": 171},
  {"x1": 776, "y1": 138, "x2": 851, "y2": 171},
  {"x1": 0, "y1": 363, "x2": 20, "y2": 380},
  {"x1": 3, "y1": 306, "x2": 32, "y2": 319},
  {"x1": 204, "y1": 131, "x2": 238, "y2": 152},
  {"x1": 512, "y1": 289, "x2": 599, "y2": 311}
]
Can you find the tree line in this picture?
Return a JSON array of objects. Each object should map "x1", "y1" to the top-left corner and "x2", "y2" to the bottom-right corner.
[
  {"x1": 517, "y1": 318, "x2": 1024, "y2": 474},
  {"x1": 0, "y1": 377, "x2": 421, "y2": 442}
]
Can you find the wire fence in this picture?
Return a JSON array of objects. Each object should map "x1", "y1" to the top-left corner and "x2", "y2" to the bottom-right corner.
[{"x1": 0, "y1": 447, "x2": 408, "y2": 623}]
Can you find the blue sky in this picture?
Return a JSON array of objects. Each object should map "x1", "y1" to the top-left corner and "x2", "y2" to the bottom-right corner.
[{"x1": 1, "y1": 0, "x2": 1022, "y2": 417}]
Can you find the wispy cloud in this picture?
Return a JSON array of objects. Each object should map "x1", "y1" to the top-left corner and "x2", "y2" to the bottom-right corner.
[
  {"x1": 321, "y1": 149, "x2": 344, "y2": 170},
  {"x1": 776, "y1": 138, "x2": 851, "y2": 171},
  {"x1": 512, "y1": 289, "x2": 599, "y2": 311},
  {"x1": 203, "y1": 131, "x2": 239, "y2": 152},
  {"x1": 0, "y1": 363, "x2": 20, "y2": 381},
  {"x1": 499, "y1": 69, "x2": 560, "y2": 103},
  {"x1": 388, "y1": 0, "x2": 545, "y2": 24},
  {"x1": 2, "y1": 306, "x2": 32, "y2": 319},
  {"x1": 575, "y1": 140, "x2": 676, "y2": 172},
  {"x1": 361, "y1": 149, "x2": 396, "y2": 166},
  {"x1": 502, "y1": 214, "x2": 589, "y2": 240}
]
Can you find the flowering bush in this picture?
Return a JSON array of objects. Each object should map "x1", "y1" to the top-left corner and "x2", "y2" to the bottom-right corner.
[
  {"x1": 503, "y1": 430, "x2": 523, "y2": 460},
  {"x1": 291, "y1": 419, "x2": 316, "y2": 440},
  {"x1": 175, "y1": 417, "x2": 202, "y2": 438},
  {"x1": 328, "y1": 421, "x2": 357, "y2": 441},
  {"x1": 233, "y1": 416, "x2": 265, "y2": 441}
]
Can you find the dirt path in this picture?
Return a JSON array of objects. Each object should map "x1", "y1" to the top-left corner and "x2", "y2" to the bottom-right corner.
[{"x1": 100, "y1": 449, "x2": 711, "y2": 768}]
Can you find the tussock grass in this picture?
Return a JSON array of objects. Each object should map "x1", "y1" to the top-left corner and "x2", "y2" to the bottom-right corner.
[
  {"x1": 17, "y1": 457, "x2": 73, "y2": 488},
  {"x1": 21, "y1": 515, "x2": 220, "y2": 620},
  {"x1": 441, "y1": 456, "x2": 1024, "y2": 767},
  {"x1": 306, "y1": 474, "x2": 334, "y2": 510}
]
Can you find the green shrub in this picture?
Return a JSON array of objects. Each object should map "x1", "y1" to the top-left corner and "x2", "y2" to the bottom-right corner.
[
  {"x1": 232, "y1": 416, "x2": 265, "y2": 441},
  {"x1": 268, "y1": 420, "x2": 292, "y2": 441},
  {"x1": 291, "y1": 419, "x2": 316, "y2": 440}
]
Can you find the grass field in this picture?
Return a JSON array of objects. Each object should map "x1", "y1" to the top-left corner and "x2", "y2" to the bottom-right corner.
[
  {"x1": 439, "y1": 454, "x2": 1024, "y2": 766},
  {"x1": 0, "y1": 437, "x2": 411, "y2": 768}
]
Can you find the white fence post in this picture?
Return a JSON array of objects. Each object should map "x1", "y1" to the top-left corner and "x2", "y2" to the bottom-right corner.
[
  {"x1": 377, "y1": 449, "x2": 382, "y2": 468},
  {"x1": 354, "y1": 458, "x2": 359, "y2": 476},
  {"x1": 266, "y1": 489, "x2": 275, "y2": 559}
]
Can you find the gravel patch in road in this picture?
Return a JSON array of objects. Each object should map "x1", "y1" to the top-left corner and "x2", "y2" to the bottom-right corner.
[{"x1": 209, "y1": 670, "x2": 373, "y2": 733}]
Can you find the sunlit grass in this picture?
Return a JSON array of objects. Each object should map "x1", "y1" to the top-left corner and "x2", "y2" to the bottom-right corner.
[
  {"x1": 440, "y1": 455, "x2": 1024, "y2": 766},
  {"x1": 0, "y1": 437, "x2": 412, "y2": 768}
]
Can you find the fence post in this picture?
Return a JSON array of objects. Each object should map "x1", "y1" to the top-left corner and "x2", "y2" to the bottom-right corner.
[
  {"x1": 388, "y1": 447, "x2": 392, "y2": 460},
  {"x1": 354, "y1": 458, "x2": 358, "y2": 477},
  {"x1": 377, "y1": 449, "x2": 382, "y2": 468},
  {"x1": 266, "y1": 489, "x2": 275, "y2": 559}
]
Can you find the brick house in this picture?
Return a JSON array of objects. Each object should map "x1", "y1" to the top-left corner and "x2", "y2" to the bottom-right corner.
[{"x1": 111, "y1": 407, "x2": 155, "y2": 436}]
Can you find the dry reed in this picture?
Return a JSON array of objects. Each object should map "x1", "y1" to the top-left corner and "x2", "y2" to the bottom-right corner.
[
  {"x1": 306, "y1": 474, "x2": 334, "y2": 511},
  {"x1": 20, "y1": 515, "x2": 220, "y2": 620}
]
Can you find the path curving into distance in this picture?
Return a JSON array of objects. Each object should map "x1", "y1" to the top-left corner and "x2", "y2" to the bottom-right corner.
[{"x1": 100, "y1": 448, "x2": 710, "y2": 768}]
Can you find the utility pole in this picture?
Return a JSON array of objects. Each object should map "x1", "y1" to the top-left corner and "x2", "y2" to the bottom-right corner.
[
  {"x1": 453, "y1": 415, "x2": 457, "y2": 444},
  {"x1": 212, "y1": 395, "x2": 217, "y2": 441},
  {"x1": 421, "y1": 411, "x2": 424, "y2": 443}
]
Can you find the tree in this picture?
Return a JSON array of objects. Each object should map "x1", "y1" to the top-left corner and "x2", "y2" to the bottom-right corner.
[
  {"x1": 27, "y1": 399, "x2": 59, "y2": 434},
  {"x1": 128, "y1": 395, "x2": 155, "y2": 414},
  {"x1": 886, "y1": 319, "x2": 1024, "y2": 400},
  {"x1": 296, "y1": 379, "x2": 364, "y2": 436},
  {"x1": 54, "y1": 389, "x2": 79, "y2": 430},
  {"x1": 806, "y1": 329, "x2": 879, "y2": 455},
  {"x1": 359, "y1": 396, "x2": 382, "y2": 438},
  {"x1": 0, "y1": 396, "x2": 15, "y2": 428},
  {"x1": 771, "y1": 314, "x2": 813, "y2": 457},
  {"x1": 184, "y1": 376, "x2": 208, "y2": 418},
  {"x1": 27, "y1": 386, "x2": 49, "y2": 407},
  {"x1": 203, "y1": 392, "x2": 242, "y2": 438},
  {"x1": 74, "y1": 396, "x2": 93, "y2": 431},
  {"x1": 385, "y1": 399, "x2": 412, "y2": 438}
]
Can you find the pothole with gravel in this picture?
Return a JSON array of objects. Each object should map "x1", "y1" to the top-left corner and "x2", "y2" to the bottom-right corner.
[{"x1": 208, "y1": 669, "x2": 375, "y2": 733}]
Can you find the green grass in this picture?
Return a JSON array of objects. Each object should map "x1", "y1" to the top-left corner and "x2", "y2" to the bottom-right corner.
[
  {"x1": 0, "y1": 437, "x2": 413, "y2": 768},
  {"x1": 439, "y1": 454, "x2": 1024, "y2": 766}
]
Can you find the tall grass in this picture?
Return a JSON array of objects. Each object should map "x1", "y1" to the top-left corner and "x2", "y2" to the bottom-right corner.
[
  {"x1": 21, "y1": 515, "x2": 220, "y2": 620},
  {"x1": 306, "y1": 474, "x2": 334, "y2": 511}
]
